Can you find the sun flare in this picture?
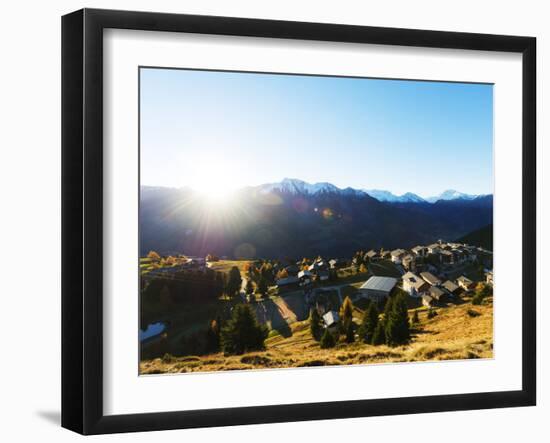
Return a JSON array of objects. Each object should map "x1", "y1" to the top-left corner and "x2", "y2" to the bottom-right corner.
[{"x1": 197, "y1": 181, "x2": 235, "y2": 204}]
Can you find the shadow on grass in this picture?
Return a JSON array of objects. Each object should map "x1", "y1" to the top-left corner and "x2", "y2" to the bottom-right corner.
[{"x1": 261, "y1": 298, "x2": 292, "y2": 338}]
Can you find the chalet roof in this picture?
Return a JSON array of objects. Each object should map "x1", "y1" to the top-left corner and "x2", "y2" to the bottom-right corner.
[
  {"x1": 420, "y1": 272, "x2": 441, "y2": 286},
  {"x1": 403, "y1": 271, "x2": 428, "y2": 291},
  {"x1": 430, "y1": 286, "x2": 445, "y2": 299},
  {"x1": 391, "y1": 249, "x2": 406, "y2": 257},
  {"x1": 323, "y1": 311, "x2": 340, "y2": 327},
  {"x1": 360, "y1": 276, "x2": 397, "y2": 293},
  {"x1": 457, "y1": 275, "x2": 473, "y2": 285},
  {"x1": 412, "y1": 245, "x2": 426, "y2": 252},
  {"x1": 422, "y1": 295, "x2": 434, "y2": 304},
  {"x1": 298, "y1": 270, "x2": 312, "y2": 278},
  {"x1": 366, "y1": 250, "x2": 378, "y2": 258},
  {"x1": 442, "y1": 280, "x2": 459, "y2": 293},
  {"x1": 403, "y1": 271, "x2": 418, "y2": 281}
]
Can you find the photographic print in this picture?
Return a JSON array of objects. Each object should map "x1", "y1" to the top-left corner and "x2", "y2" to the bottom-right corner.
[{"x1": 138, "y1": 68, "x2": 494, "y2": 375}]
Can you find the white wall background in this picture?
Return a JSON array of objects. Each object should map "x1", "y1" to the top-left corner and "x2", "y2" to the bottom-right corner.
[{"x1": 0, "y1": 1, "x2": 546, "y2": 442}]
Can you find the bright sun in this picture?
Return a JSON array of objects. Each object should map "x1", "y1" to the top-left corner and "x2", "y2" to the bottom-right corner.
[
  {"x1": 189, "y1": 155, "x2": 240, "y2": 205},
  {"x1": 197, "y1": 180, "x2": 235, "y2": 204}
]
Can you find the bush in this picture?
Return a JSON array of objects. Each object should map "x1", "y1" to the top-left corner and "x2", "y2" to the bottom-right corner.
[{"x1": 427, "y1": 308, "x2": 438, "y2": 319}]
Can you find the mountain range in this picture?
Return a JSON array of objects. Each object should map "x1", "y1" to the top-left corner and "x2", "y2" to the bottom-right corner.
[
  {"x1": 140, "y1": 178, "x2": 493, "y2": 258},
  {"x1": 254, "y1": 178, "x2": 485, "y2": 203}
]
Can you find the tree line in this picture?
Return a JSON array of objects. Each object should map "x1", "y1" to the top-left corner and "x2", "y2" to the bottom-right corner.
[{"x1": 309, "y1": 292, "x2": 412, "y2": 349}]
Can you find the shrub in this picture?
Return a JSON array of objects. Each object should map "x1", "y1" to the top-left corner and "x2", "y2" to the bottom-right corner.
[
  {"x1": 427, "y1": 308, "x2": 438, "y2": 319},
  {"x1": 161, "y1": 353, "x2": 174, "y2": 364}
]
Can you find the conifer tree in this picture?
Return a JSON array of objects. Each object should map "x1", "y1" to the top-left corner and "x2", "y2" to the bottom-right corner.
[
  {"x1": 340, "y1": 296, "x2": 354, "y2": 326},
  {"x1": 220, "y1": 304, "x2": 268, "y2": 355},
  {"x1": 226, "y1": 266, "x2": 243, "y2": 299},
  {"x1": 309, "y1": 308, "x2": 323, "y2": 341},
  {"x1": 385, "y1": 292, "x2": 410, "y2": 346},
  {"x1": 371, "y1": 320, "x2": 386, "y2": 345},
  {"x1": 411, "y1": 310, "x2": 419, "y2": 325},
  {"x1": 383, "y1": 295, "x2": 394, "y2": 319},
  {"x1": 358, "y1": 302, "x2": 379, "y2": 343},
  {"x1": 320, "y1": 328, "x2": 336, "y2": 349},
  {"x1": 344, "y1": 320, "x2": 355, "y2": 343}
]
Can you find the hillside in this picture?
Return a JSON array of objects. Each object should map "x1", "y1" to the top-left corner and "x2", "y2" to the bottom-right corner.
[
  {"x1": 456, "y1": 224, "x2": 493, "y2": 250},
  {"x1": 139, "y1": 185, "x2": 493, "y2": 258},
  {"x1": 140, "y1": 298, "x2": 493, "y2": 374}
]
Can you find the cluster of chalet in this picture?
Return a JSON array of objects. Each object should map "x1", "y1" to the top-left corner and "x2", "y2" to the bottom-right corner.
[
  {"x1": 401, "y1": 270, "x2": 474, "y2": 307},
  {"x1": 362, "y1": 240, "x2": 480, "y2": 273},
  {"x1": 390, "y1": 240, "x2": 478, "y2": 271},
  {"x1": 276, "y1": 257, "x2": 345, "y2": 289}
]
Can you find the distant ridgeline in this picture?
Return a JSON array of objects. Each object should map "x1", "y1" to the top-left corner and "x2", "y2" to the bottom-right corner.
[
  {"x1": 456, "y1": 224, "x2": 493, "y2": 251},
  {"x1": 139, "y1": 181, "x2": 493, "y2": 259}
]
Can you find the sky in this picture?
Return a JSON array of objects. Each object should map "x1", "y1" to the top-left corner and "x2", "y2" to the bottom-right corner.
[{"x1": 140, "y1": 67, "x2": 493, "y2": 198}]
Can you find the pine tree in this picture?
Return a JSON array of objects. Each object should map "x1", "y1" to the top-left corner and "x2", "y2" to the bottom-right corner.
[
  {"x1": 385, "y1": 292, "x2": 410, "y2": 346},
  {"x1": 340, "y1": 296, "x2": 354, "y2": 326},
  {"x1": 371, "y1": 320, "x2": 386, "y2": 345},
  {"x1": 309, "y1": 308, "x2": 323, "y2": 341},
  {"x1": 226, "y1": 266, "x2": 243, "y2": 299},
  {"x1": 383, "y1": 295, "x2": 394, "y2": 319},
  {"x1": 320, "y1": 329, "x2": 336, "y2": 349},
  {"x1": 411, "y1": 310, "x2": 419, "y2": 325},
  {"x1": 358, "y1": 302, "x2": 379, "y2": 343},
  {"x1": 344, "y1": 320, "x2": 355, "y2": 343},
  {"x1": 220, "y1": 304, "x2": 268, "y2": 355}
]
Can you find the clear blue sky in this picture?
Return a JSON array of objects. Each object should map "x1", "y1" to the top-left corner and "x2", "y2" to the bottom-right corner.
[{"x1": 140, "y1": 68, "x2": 493, "y2": 197}]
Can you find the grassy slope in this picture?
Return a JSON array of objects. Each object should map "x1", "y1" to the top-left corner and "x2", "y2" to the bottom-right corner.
[{"x1": 140, "y1": 297, "x2": 493, "y2": 374}]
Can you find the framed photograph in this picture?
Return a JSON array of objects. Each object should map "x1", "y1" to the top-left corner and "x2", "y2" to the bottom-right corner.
[{"x1": 62, "y1": 8, "x2": 536, "y2": 435}]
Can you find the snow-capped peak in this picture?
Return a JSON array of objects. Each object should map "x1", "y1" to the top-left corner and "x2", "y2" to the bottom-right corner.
[
  {"x1": 426, "y1": 189, "x2": 481, "y2": 203},
  {"x1": 364, "y1": 189, "x2": 426, "y2": 203},
  {"x1": 259, "y1": 178, "x2": 361, "y2": 196},
  {"x1": 254, "y1": 180, "x2": 484, "y2": 204}
]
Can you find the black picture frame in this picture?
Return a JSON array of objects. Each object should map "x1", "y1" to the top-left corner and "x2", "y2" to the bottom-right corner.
[{"x1": 62, "y1": 8, "x2": 536, "y2": 435}]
